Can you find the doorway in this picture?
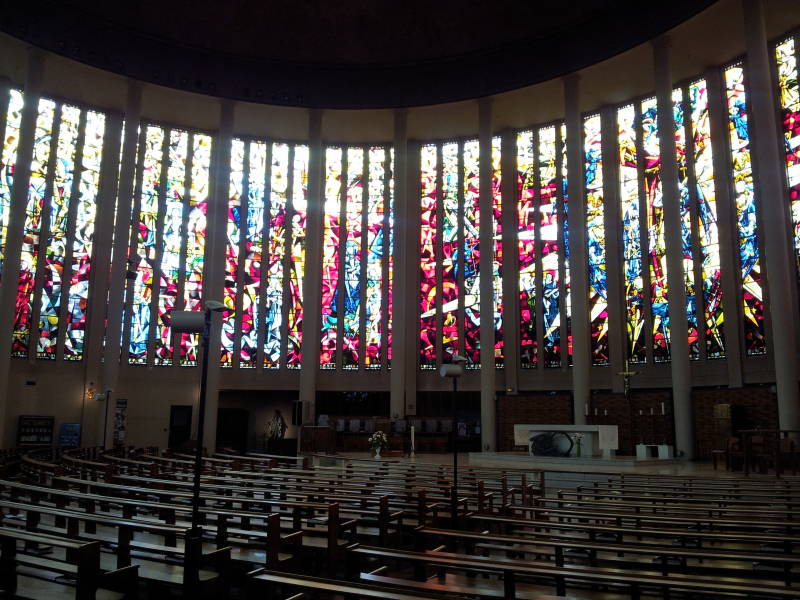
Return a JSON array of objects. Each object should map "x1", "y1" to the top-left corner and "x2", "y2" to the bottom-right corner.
[
  {"x1": 217, "y1": 408, "x2": 250, "y2": 454},
  {"x1": 168, "y1": 405, "x2": 193, "y2": 450}
]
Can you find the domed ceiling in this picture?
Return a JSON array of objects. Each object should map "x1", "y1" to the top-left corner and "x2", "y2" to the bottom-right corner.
[{"x1": 1, "y1": 0, "x2": 716, "y2": 109}]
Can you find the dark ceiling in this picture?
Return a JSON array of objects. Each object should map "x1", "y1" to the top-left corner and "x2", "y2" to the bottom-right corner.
[{"x1": 0, "y1": 0, "x2": 717, "y2": 109}]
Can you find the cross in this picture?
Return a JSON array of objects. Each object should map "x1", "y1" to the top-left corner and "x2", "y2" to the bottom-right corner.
[{"x1": 616, "y1": 357, "x2": 640, "y2": 398}]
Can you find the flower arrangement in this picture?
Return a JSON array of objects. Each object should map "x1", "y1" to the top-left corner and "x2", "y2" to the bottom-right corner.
[
  {"x1": 368, "y1": 431, "x2": 388, "y2": 453},
  {"x1": 572, "y1": 432, "x2": 584, "y2": 457}
]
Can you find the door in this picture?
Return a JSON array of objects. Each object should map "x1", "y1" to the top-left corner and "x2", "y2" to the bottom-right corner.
[
  {"x1": 168, "y1": 405, "x2": 193, "y2": 450},
  {"x1": 217, "y1": 408, "x2": 250, "y2": 453}
]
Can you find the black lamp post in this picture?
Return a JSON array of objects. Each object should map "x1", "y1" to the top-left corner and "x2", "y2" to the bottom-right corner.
[
  {"x1": 440, "y1": 354, "x2": 466, "y2": 528},
  {"x1": 172, "y1": 300, "x2": 227, "y2": 535}
]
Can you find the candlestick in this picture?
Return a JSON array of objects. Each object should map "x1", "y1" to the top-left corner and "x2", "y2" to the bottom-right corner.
[
  {"x1": 639, "y1": 409, "x2": 643, "y2": 416},
  {"x1": 661, "y1": 402, "x2": 665, "y2": 416},
  {"x1": 585, "y1": 403, "x2": 588, "y2": 416},
  {"x1": 604, "y1": 409, "x2": 608, "y2": 416},
  {"x1": 650, "y1": 407, "x2": 654, "y2": 415},
  {"x1": 594, "y1": 408, "x2": 598, "y2": 416}
]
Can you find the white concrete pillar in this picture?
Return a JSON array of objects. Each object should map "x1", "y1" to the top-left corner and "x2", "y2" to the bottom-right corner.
[
  {"x1": 403, "y1": 142, "x2": 420, "y2": 415},
  {"x1": 653, "y1": 37, "x2": 694, "y2": 458},
  {"x1": 500, "y1": 129, "x2": 520, "y2": 394},
  {"x1": 563, "y1": 75, "x2": 590, "y2": 426},
  {"x1": 82, "y1": 110, "x2": 124, "y2": 446},
  {"x1": 742, "y1": 0, "x2": 800, "y2": 430},
  {"x1": 704, "y1": 68, "x2": 745, "y2": 388},
  {"x1": 100, "y1": 81, "x2": 142, "y2": 448},
  {"x1": 200, "y1": 99, "x2": 235, "y2": 452},
  {"x1": 478, "y1": 97, "x2": 497, "y2": 451},
  {"x1": 600, "y1": 105, "x2": 626, "y2": 392},
  {"x1": 0, "y1": 49, "x2": 45, "y2": 446},
  {"x1": 299, "y1": 110, "x2": 324, "y2": 424},
  {"x1": 389, "y1": 109, "x2": 408, "y2": 419}
]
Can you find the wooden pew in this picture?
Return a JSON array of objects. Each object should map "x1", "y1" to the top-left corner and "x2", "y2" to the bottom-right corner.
[
  {"x1": 347, "y1": 544, "x2": 799, "y2": 599},
  {"x1": 0, "y1": 525, "x2": 138, "y2": 599}
]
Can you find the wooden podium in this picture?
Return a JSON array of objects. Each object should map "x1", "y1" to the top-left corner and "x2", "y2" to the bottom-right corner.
[{"x1": 300, "y1": 426, "x2": 335, "y2": 454}]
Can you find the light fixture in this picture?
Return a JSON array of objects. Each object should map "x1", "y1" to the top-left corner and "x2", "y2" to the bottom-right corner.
[
  {"x1": 439, "y1": 353, "x2": 467, "y2": 528},
  {"x1": 170, "y1": 301, "x2": 230, "y2": 535}
]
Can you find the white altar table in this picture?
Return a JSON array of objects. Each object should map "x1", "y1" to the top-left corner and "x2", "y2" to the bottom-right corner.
[{"x1": 513, "y1": 424, "x2": 619, "y2": 458}]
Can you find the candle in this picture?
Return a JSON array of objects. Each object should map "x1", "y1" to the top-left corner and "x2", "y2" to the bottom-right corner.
[
  {"x1": 585, "y1": 403, "x2": 588, "y2": 416},
  {"x1": 661, "y1": 402, "x2": 665, "y2": 415},
  {"x1": 604, "y1": 409, "x2": 608, "y2": 416},
  {"x1": 650, "y1": 407, "x2": 654, "y2": 415},
  {"x1": 639, "y1": 409, "x2": 643, "y2": 416},
  {"x1": 594, "y1": 408, "x2": 598, "y2": 416},
  {"x1": 411, "y1": 426, "x2": 415, "y2": 450}
]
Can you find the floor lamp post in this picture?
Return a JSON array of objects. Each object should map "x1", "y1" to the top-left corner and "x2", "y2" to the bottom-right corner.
[
  {"x1": 172, "y1": 300, "x2": 227, "y2": 535},
  {"x1": 440, "y1": 354, "x2": 466, "y2": 528}
]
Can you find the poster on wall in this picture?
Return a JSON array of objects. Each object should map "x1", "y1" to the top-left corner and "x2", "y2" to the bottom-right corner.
[
  {"x1": 113, "y1": 398, "x2": 128, "y2": 446},
  {"x1": 58, "y1": 422, "x2": 81, "y2": 447}
]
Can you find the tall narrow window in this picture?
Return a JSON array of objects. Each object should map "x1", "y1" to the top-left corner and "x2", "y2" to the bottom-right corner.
[
  {"x1": 516, "y1": 131, "x2": 537, "y2": 367},
  {"x1": 320, "y1": 147, "x2": 342, "y2": 369},
  {"x1": 725, "y1": 64, "x2": 765, "y2": 356},
  {"x1": 127, "y1": 125, "x2": 212, "y2": 365},
  {"x1": 491, "y1": 137, "x2": 504, "y2": 367},
  {"x1": 441, "y1": 143, "x2": 460, "y2": 363},
  {"x1": 263, "y1": 142, "x2": 285, "y2": 368},
  {"x1": 539, "y1": 127, "x2": 562, "y2": 367},
  {"x1": 618, "y1": 104, "x2": 645, "y2": 363},
  {"x1": 0, "y1": 89, "x2": 23, "y2": 280},
  {"x1": 286, "y1": 145, "x2": 308, "y2": 368},
  {"x1": 689, "y1": 80, "x2": 725, "y2": 358},
  {"x1": 673, "y1": 88, "x2": 701, "y2": 360},
  {"x1": 584, "y1": 114, "x2": 609, "y2": 365},
  {"x1": 776, "y1": 37, "x2": 800, "y2": 272},
  {"x1": 342, "y1": 148, "x2": 364, "y2": 369},
  {"x1": 365, "y1": 147, "x2": 386, "y2": 368},
  {"x1": 419, "y1": 144, "x2": 438, "y2": 369},
  {"x1": 12, "y1": 99, "x2": 56, "y2": 357},
  {"x1": 462, "y1": 140, "x2": 480, "y2": 366}
]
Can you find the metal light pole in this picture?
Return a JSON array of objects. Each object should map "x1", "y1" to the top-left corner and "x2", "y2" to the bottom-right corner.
[
  {"x1": 440, "y1": 354, "x2": 466, "y2": 528},
  {"x1": 172, "y1": 300, "x2": 227, "y2": 535}
]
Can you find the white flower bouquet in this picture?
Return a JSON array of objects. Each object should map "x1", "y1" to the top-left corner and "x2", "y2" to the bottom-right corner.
[{"x1": 368, "y1": 430, "x2": 388, "y2": 452}]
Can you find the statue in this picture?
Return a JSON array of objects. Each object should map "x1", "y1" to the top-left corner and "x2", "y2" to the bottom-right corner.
[{"x1": 267, "y1": 409, "x2": 288, "y2": 441}]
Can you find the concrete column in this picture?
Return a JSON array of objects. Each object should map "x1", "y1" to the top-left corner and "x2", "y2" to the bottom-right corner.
[
  {"x1": 0, "y1": 49, "x2": 45, "y2": 446},
  {"x1": 478, "y1": 97, "x2": 497, "y2": 451},
  {"x1": 653, "y1": 37, "x2": 694, "y2": 458},
  {"x1": 742, "y1": 0, "x2": 800, "y2": 430},
  {"x1": 403, "y1": 142, "x2": 420, "y2": 415},
  {"x1": 563, "y1": 75, "x2": 590, "y2": 425},
  {"x1": 600, "y1": 105, "x2": 625, "y2": 391},
  {"x1": 299, "y1": 110, "x2": 324, "y2": 424},
  {"x1": 200, "y1": 99, "x2": 235, "y2": 452},
  {"x1": 100, "y1": 81, "x2": 142, "y2": 447},
  {"x1": 705, "y1": 68, "x2": 744, "y2": 388},
  {"x1": 82, "y1": 110, "x2": 123, "y2": 446},
  {"x1": 500, "y1": 129, "x2": 520, "y2": 394},
  {"x1": 389, "y1": 109, "x2": 408, "y2": 418}
]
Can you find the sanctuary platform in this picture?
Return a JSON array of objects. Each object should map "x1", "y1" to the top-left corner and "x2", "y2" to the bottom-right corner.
[{"x1": 468, "y1": 451, "x2": 680, "y2": 471}]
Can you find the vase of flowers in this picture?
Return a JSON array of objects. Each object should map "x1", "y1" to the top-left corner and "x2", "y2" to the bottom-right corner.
[
  {"x1": 368, "y1": 431, "x2": 388, "y2": 459},
  {"x1": 572, "y1": 432, "x2": 584, "y2": 458}
]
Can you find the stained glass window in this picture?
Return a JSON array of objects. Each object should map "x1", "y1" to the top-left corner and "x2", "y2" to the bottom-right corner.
[
  {"x1": 689, "y1": 80, "x2": 725, "y2": 358},
  {"x1": 286, "y1": 145, "x2": 308, "y2": 369},
  {"x1": 561, "y1": 123, "x2": 573, "y2": 364},
  {"x1": 419, "y1": 144, "x2": 438, "y2": 369},
  {"x1": 220, "y1": 139, "x2": 244, "y2": 366},
  {"x1": 441, "y1": 143, "x2": 460, "y2": 364},
  {"x1": 263, "y1": 142, "x2": 288, "y2": 369},
  {"x1": 491, "y1": 137, "x2": 504, "y2": 367},
  {"x1": 776, "y1": 37, "x2": 800, "y2": 274},
  {"x1": 673, "y1": 87, "x2": 700, "y2": 360},
  {"x1": 618, "y1": 104, "x2": 645, "y2": 363},
  {"x1": 725, "y1": 65, "x2": 765, "y2": 356},
  {"x1": 462, "y1": 140, "x2": 480, "y2": 367},
  {"x1": 37, "y1": 105, "x2": 81, "y2": 358},
  {"x1": 64, "y1": 110, "x2": 105, "y2": 360},
  {"x1": 516, "y1": 131, "x2": 537, "y2": 367},
  {"x1": 12, "y1": 99, "x2": 56, "y2": 357},
  {"x1": 127, "y1": 125, "x2": 212, "y2": 365},
  {"x1": 319, "y1": 145, "x2": 393, "y2": 370},
  {"x1": 0, "y1": 89, "x2": 23, "y2": 281},
  {"x1": 539, "y1": 127, "x2": 562, "y2": 367},
  {"x1": 584, "y1": 114, "x2": 609, "y2": 365},
  {"x1": 320, "y1": 147, "x2": 342, "y2": 369}
]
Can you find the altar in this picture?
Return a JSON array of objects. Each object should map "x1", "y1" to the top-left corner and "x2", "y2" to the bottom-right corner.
[{"x1": 513, "y1": 424, "x2": 619, "y2": 458}]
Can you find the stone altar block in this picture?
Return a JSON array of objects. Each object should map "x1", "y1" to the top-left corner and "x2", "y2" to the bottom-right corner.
[{"x1": 513, "y1": 424, "x2": 619, "y2": 458}]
